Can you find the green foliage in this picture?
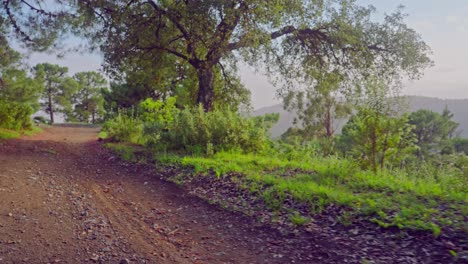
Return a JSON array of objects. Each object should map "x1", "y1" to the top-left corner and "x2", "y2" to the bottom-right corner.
[
  {"x1": 1, "y1": 1, "x2": 73, "y2": 52},
  {"x1": 0, "y1": 128, "x2": 20, "y2": 139},
  {"x1": 283, "y1": 71, "x2": 351, "y2": 139},
  {"x1": 68, "y1": 71, "x2": 107, "y2": 123},
  {"x1": 33, "y1": 63, "x2": 78, "y2": 123},
  {"x1": 98, "y1": 131, "x2": 108, "y2": 139},
  {"x1": 152, "y1": 146, "x2": 466, "y2": 233},
  {"x1": 103, "y1": 94, "x2": 467, "y2": 233},
  {"x1": 0, "y1": 68, "x2": 42, "y2": 111},
  {"x1": 78, "y1": 0, "x2": 431, "y2": 111},
  {"x1": 341, "y1": 109, "x2": 416, "y2": 171},
  {"x1": 104, "y1": 143, "x2": 136, "y2": 161},
  {"x1": 139, "y1": 97, "x2": 177, "y2": 124},
  {"x1": 0, "y1": 100, "x2": 34, "y2": 130},
  {"x1": 340, "y1": 79, "x2": 416, "y2": 171},
  {"x1": 102, "y1": 81, "x2": 156, "y2": 117},
  {"x1": 103, "y1": 97, "x2": 277, "y2": 154},
  {"x1": 408, "y1": 108, "x2": 460, "y2": 158},
  {"x1": 289, "y1": 212, "x2": 310, "y2": 226},
  {"x1": 452, "y1": 138, "x2": 468, "y2": 155},
  {"x1": 0, "y1": 44, "x2": 40, "y2": 131},
  {"x1": 154, "y1": 105, "x2": 275, "y2": 154},
  {"x1": 103, "y1": 111, "x2": 143, "y2": 144}
]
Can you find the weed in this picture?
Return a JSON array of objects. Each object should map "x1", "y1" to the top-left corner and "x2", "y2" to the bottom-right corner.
[{"x1": 289, "y1": 212, "x2": 310, "y2": 226}]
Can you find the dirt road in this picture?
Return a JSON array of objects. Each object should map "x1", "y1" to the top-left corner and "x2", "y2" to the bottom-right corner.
[
  {"x1": 0, "y1": 126, "x2": 323, "y2": 263},
  {"x1": 0, "y1": 126, "x2": 463, "y2": 264}
]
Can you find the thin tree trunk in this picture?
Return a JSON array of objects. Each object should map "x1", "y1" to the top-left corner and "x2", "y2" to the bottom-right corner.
[
  {"x1": 196, "y1": 67, "x2": 215, "y2": 111},
  {"x1": 325, "y1": 107, "x2": 332, "y2": 137},
  {"x1": 48, "y1": 92, "x2": 54, "y2": 124}
]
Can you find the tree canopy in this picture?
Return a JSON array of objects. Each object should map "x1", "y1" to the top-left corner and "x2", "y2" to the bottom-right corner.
[
  {"x1": 33, "y1": 63, "x2": 77, "y2": 123},
  {"x1": 0, "y1": 0, "x2": 73, "y2": 52},
  {"x1": 72, "y1": 0, "x2": 432, "y2": 111},
  {"x1": 1, "y1": 1, "x2": 433, "y2": 112},
  {"x1": 70, "y1": 71, "x2": 107, "y2": 123},
  {"x1": 408, "y1": 107, "x2": 459, "y2": 157}
]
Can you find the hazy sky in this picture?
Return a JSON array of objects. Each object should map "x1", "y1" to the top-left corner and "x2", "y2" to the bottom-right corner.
[{"x1": 22, "y1": 0, "x2": 468, "y2": 109}]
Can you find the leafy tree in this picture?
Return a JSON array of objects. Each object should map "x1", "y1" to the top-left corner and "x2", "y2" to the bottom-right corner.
[
  {"x1": 75, "y1": 1, "x2": 432, "y2": 111},
  {"x1": 102, "y1": 81, "x2": 158, "y2": 115},
  {"x1": 0, "y1": 46, "x2": 41, "y2": 130},
  {"x1": 441, "y1": 106, "x2": 459, "y2": 139},
  {"x1": 284, "y1": 71, "x2": 351, "y2": 139},
  {"x1": 408, "y1": 107, "x2": 459, "y2": 157},
  {"x1": 339, "y1": 78, "x2": 415, "y2": 172},
  {"x1": 33, "y1": 63, "x2": 77, "y2": 124},
  {"x1": 1, "y1": 67, "x2": 41, "y2": 110},
  {"x1": 69, "y1": 71, "x2": 107, "y2": 123}
]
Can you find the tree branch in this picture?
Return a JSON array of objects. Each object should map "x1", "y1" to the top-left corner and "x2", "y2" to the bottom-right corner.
[
  {"x1": 137, "y1": 44, "x2": 189, "y2": 61},
  {"x1": 146, "y1": 0, "x2": 196, "y2": 59},
  {"x1": 207, "y1": 2, "x2": 247, "y2": 61},
  {"x1": 218, "y1": 62, "x2": 232, "y2": 87}
]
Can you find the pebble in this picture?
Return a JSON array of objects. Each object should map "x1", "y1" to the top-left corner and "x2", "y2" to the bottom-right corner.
[{"x1": 120, "y1": 258, "x2": 130, "y2": 264}]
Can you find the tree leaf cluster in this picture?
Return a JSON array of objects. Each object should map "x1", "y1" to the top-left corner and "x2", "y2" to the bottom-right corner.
[{"x1": 33, "y1": 63, "x2": 107, "y2": 124}]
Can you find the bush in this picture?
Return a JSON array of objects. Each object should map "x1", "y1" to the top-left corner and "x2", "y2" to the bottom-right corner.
[
  {"x1": 103, "y1": 110, "x2": 143, "y2": 144},
  {"x1": 103, "y1": 97, "x2": 278, "y2": 154},
  {"x1": 0, "y1": 100, "x2": 33, "y2": 130},
  {"x1": 150, "y1": 104, "x2": 275, "y2": 154}
]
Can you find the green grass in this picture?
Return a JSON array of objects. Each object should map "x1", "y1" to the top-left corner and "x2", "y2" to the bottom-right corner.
[
  {"x1": 0, "y1": 126, "x2": 42, "y2": 139},
  {"x1": 104, "y1": 140, "x2": 467, "y2": 235},
  {"x1": 0, "y1": 128, "x2": 21, "y2": 139},
  {"x1": 289, "y1": 212, "x2": 310, "y2": 226},
  {"x1": 23, "y1": 126, "x2": 43, "y2": 136},
  {"x1": 98, "y1": 130, "x2": 108, "y2": 139},
  {"x1": 154, "y1": 151, "x2": 468, "y2": 235},
  {"x1": 104, "y1": 143, "x2": 136, "y2": 161}
]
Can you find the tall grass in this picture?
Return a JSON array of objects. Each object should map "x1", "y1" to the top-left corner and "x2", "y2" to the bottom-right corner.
[{"x1": 158, "y1": 147, "x2": 467, "y2": 234}]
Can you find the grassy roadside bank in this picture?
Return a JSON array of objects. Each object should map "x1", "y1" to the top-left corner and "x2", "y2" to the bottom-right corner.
[
  {"x1": 0, "y1": 126, "x2": 43, "y2": 140},
  {"x1": 104, "y1": 142, "x2": 467, "y2": 237}
]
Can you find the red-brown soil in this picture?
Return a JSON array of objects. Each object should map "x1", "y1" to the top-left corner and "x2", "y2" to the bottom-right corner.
[{"x1": 0, "y1": 126, "x2": 464, "y2": 263}]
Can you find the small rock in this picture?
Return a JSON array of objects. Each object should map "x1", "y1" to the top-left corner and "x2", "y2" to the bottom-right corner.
[
  {"x1": 120, "y1": 258, "x2": 130, "y2": 264},
  {"x1": 102, "y1": 247, "x2": 111, "y2": 252},
  {"x1": 90, "y1": 254, "x2": 99, "y2": 262},
  {"x1": 7, "y1": 213, "x2": 12, "y2": 217}
]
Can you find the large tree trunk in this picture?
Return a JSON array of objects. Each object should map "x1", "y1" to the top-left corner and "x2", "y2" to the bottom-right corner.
[{"x1": 196, "y1": 67, "x2": 215, "y2": 111}]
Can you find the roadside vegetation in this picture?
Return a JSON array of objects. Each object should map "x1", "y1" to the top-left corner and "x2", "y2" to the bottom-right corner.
[
  {"x1": 102, "y1": 93, "x2": 468, "y2": 236},
  {"x1": 2, "y1": 0, "x2": 466, "y2": 249}
]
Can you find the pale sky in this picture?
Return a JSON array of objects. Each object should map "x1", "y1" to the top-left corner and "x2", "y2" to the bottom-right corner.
[{"x1": 21, "y1": 0, "x2": 468, "y2": 109}]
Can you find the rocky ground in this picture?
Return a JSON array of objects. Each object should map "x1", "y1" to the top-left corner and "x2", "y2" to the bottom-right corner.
[{"x1": 0, "y1": 126, "x2": 465, "y2": 263}]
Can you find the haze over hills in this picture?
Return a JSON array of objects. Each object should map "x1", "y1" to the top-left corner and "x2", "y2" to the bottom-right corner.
[{"x1": 253, "y1": 96, "x2": 468, "y2": 138}]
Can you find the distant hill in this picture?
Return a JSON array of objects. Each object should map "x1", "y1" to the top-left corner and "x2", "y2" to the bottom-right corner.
[{"x1": 253, "y1": 96, "x2": 468, "y2": 138}]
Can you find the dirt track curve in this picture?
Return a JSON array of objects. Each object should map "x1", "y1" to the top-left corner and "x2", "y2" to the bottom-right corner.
[
  {"x1": 0, "y1": 126, "x2": 464, "y2": 264},
  {"x1": 0, "y1": 126, "x2": 326, "y2": 264}
]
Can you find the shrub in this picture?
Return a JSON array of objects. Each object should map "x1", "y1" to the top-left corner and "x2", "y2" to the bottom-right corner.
[
  {"x1": 157, "y1": 105, "x2": 275, "y2": 154},
  {"x1": 0, "y1": 100, "x2": 33, "y2": 130},
  {"x1": 104, "y1": 97, "x2": 278, "y2": 154},
  {"x1": 103, "y1": 110, "x2": 143, "y2": 144}
]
